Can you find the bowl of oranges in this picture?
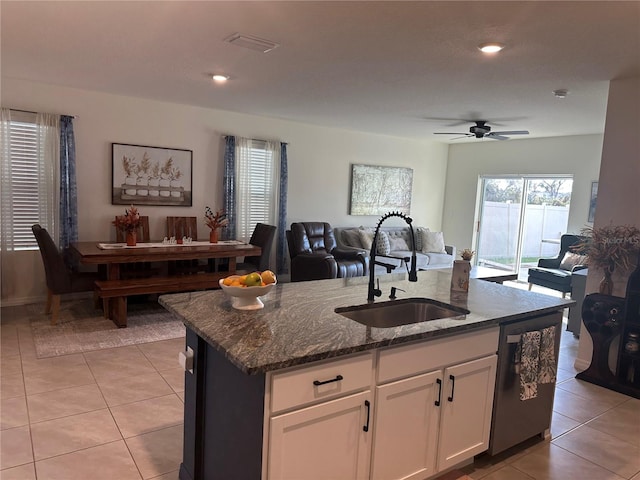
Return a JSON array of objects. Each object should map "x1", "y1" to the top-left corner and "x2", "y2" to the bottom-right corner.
[{"x1": 219, "y1": 270, "x2": 277, "y2": 310}]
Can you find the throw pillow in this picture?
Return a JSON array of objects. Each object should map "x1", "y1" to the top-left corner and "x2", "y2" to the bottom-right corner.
[
  {"x1": 376, "y1": 231, "x2": 391, "y2": 255},
  {"x1": 421, "y1": 230, "x2": 446, "y2": 254},
  {"x1": 413, "y1": 227, "x2": 428, "y2": 252},
  {"x1": 342, "y1": 229, "x2": 363, "y2": 249},
  {"x1": 559, "y1": 252, "x2": 586, "y2": 270},
  {"x1": 388, "y1": 236, "x2": 410, "y2": 252},
  {"x1": 357, "y1": 227, "x2": 374, "y2": 250}
]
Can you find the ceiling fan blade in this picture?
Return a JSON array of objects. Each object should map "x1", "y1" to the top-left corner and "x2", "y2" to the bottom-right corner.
[
  {"x1": 433, "y1": 132, "x2": 467, "y2": 135},
  {"x1": 491, "y1": 130, "x2": 529, "y2": 135},
  {"x1": 451, "y1": 135, "x2": 472, "y2": 140},
  {"x1": 486, "y1": 134, "x2": 510, "y2": 140}
]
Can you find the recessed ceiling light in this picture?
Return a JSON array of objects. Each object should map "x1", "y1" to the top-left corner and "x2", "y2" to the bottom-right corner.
[
  {"x1": 212, "y1": 74, "x2": 229, "y2": 83},
  {"x1": 478, "y1": 43, "x2": 505, "y2": 54}
]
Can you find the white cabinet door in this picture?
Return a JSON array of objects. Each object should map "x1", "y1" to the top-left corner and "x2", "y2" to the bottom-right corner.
[
  {"x1": 437, "y1": 354, "x2": 497, "y2": 471},
  {"x1": 268, "y1": 391, "x2": 372, "y2": 480},
  {"x1": 370, "y1": 371, "x2": 441, "y2": 480}
]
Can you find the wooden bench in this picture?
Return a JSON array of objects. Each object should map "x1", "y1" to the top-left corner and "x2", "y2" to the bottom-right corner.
[{"x1": 95, "y1": 272, "x2": 224, "y2": 327}]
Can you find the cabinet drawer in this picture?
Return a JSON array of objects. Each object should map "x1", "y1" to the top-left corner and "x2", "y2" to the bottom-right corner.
[
  {"x1": 378, "y1": 327, "x2": 499, "y2": 384},
  {"x1": 270, "y1": 353, "x2": 373, "y2": 413}
]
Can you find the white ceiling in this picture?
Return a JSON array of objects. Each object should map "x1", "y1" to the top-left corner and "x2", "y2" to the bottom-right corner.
[{"x1": 2, "y1": 1, "x2": 639, "y2": 143}]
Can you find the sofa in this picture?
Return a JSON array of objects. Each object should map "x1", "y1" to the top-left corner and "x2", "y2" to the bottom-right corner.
[{"x1": 334, "y1": 226, "x2": 456, "y2": 275}]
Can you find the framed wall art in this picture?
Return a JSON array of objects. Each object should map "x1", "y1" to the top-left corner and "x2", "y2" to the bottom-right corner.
[
  {"x1": 349, "y1": 164, "x2": 413, "y2": 215},
  {"x1": 112, "y1": 143, "x2": 193, "y2": 206},
  {"x1": 588, "y1": 181, "x2": 598, "y2": 222}
]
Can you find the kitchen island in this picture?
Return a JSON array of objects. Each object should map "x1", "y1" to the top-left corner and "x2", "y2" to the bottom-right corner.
[{"x1": 159, "y1": 271, "x2": 573, "y2": 480}]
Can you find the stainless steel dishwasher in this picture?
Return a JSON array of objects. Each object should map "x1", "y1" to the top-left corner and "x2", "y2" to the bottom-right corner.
[{"x1": 488, "y1": 312, "x2": 563, "y2": 456}]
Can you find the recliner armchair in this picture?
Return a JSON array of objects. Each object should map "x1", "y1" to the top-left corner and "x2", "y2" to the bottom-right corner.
[
  {"x1": 527, "y1": 234, "x2": 587, "y2": 297},
  {"x1": 287, "y1": 222, "x2": 367, "y2": 282}
]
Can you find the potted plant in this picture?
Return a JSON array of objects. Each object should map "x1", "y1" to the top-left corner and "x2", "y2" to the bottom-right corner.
[
  {"x1": 170, "y1": 167, "x2": 182, "y2": 198},
  {"x1": 572, "y1": 224, "x2": 640, "y2": 294},
  {"x1": 148, "y1": 161, "x2": 161, "y2": 197},
  {"x1": 113, "y1": 205, "x2": 142, "y2": 246},
  {"x1": 159, "y1": 157, "x2": 173, "y2": 198},
  {"x1": 205, "y1": 207, "x2": 229, "y2": 243},
  {"x1": 122, "y1": 155, "x2": 138, "y2": 196},
  {"x1": 136, "y1": 151, "x2": 151, "y2": 196}
]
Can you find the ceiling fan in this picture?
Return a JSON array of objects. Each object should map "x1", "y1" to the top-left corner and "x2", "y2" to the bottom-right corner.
[{"x1": 434, "y1": 120, "x2": 529, "y2": 140}]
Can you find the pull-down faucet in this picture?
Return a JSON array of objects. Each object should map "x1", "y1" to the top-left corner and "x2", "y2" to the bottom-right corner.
[{"x1": 367, "y1": 211, "x2": 418, "y2": 302}]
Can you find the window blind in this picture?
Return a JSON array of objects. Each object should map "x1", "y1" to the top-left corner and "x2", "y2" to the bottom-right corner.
[
  {"x1": 8, "y1": 117, "x2": 40, "y2": 250},
  {"x1": 236, "y1": 139, "x2": 277, "y2": 241}
]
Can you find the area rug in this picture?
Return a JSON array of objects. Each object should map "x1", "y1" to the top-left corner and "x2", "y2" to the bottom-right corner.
[{"x1": 29, "y1": 298, "x2": 185, "y2": 358}]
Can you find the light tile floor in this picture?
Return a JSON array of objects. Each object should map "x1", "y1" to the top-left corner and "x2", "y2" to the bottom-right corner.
[{"x1": 2, "y1": 298, "x2": 639, "y2": 480}]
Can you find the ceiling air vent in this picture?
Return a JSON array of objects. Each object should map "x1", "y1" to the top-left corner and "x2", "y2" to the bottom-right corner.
[{"x1": 224, "y1": 33, "x2": 279, "y2": 53}]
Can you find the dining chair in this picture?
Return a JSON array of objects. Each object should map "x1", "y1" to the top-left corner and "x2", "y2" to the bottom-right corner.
[
  {"x1": 114, "y1": 215, "x2": 157, "y2": 279},
  {"x1": 32, "y1": 224, "x2": 101, "y2": 325},
  {"x1": 166, "y1": 216, "x2": 198, "y2": 240},
  {"x1": 115, "y1": 215, "x2": 150, "y2": 243},
  {"x1": 236, "y1": 223, "x2": 277, "y2": 273},
  {"x1": 166, "y1": 216, "x2": 205, "y2": 274}
]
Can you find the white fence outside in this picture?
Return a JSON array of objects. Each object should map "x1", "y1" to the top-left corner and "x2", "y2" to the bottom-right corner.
[{"x1": 478, "y1": 202, "x2": 570, "y2": 263}]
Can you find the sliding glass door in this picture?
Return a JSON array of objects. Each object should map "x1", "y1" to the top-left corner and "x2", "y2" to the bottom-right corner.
[{"x1": 475, "y1": 176, "x2": 573, "y2": 280}]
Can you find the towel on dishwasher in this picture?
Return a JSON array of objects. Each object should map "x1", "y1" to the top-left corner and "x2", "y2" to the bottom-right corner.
[
  {"x1": 538, "y1": 326, "x2": 557, "y2": 384},
  {"x1": 514, "y1": 325, "x2": 557, "y2": 400},
  {"x1": 515, "y1": 330, "x2": 541, "y2": 400}
]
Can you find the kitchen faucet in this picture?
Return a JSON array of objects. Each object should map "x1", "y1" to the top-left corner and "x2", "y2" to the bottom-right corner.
[{"x1": 367, "y1": 211, "x2": 418, "y2": 302}]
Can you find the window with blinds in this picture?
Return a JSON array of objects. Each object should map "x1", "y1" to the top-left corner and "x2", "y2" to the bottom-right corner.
[
  {"x1": 236, "y1": 139, "x2": 277, "y2": 241},
  {"x1": 6, "y1": 113, "x2": 41, "y2": 250}
]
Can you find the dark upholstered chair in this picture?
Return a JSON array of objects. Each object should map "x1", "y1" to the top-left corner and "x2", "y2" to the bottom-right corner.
[
  {"x1": 527, "y1": 234, "x2": 587, "y2": 298},
  {"x1": 236, "y1": 223, "x2": 277, "y2": 274},
  {"x1": 287, "y1": 222, "x2": 367, "y2": 282},
  {"x1": 32, "y1": 224, "x2": 101, "y2": 325}
]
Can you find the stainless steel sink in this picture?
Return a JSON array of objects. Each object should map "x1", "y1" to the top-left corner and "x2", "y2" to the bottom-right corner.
[{"x1": 335, "y1": 298, "x2": 469, "y2": 328}]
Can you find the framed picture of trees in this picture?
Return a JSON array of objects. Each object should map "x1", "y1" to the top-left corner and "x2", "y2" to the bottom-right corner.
[{"x1": 111, "y1": 143, "x2": 192, "y2": 206}]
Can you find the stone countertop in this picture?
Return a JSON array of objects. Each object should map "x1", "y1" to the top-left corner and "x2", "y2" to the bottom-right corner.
[{"x1": 159, "y1": 271, "x2": 574, "y2": 375}]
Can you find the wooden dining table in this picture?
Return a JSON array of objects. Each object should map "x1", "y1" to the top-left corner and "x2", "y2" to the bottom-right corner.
[{"x1": 69, "y1": 240, "x2": 261, "y2": 326}]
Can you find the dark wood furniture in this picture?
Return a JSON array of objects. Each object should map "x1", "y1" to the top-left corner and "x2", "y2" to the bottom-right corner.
[
  {"x1": 70, "y1": 241, "x2": 260, "y2": 327},
  {"x1": 167, "y1": 216, "x2": 203, "y2": 274},
  {"x1": 616, "y1": 256, "x2": 640, "y2": 397},
  {"x1": 114, "y1": 215, "x2": 156, "y2": 278},
  {"x1": 115, "y1": 215, "x2": 150, "y2": 243}
]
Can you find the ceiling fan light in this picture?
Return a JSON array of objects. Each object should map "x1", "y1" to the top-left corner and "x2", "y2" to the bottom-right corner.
[
  {"x1": 478, "y1": 43, "x2": 505, "y2": 54},
  {"x1": 212, "y1": 74, "x2": 229, "y2": 83}
]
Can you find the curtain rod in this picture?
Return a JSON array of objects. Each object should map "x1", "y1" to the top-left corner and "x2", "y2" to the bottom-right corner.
[
  {"x1": 9, "y1": 108, "x2": 77, "y2": 119},
  {"x1": 223, "y1": 134, "x2": 287, "y2": 145}
]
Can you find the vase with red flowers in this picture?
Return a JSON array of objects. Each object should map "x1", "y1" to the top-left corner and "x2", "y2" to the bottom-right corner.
[
  {"x1": 113, "y1": 205, "x2": 142, "y2": 246},
  {"x1": 205, "y1": 206, "x2": 229, "y2": 243}
]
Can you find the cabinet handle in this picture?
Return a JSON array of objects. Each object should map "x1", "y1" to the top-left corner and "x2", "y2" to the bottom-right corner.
[
  {"x1": 313, "y1": 374, "x2": 343, "y2": 386},
  {"x1": 447, "y1": 374, "x2": 455, "y2": 402},
  {"x1": 435, "y1": 378, "x2": 442, "y2": 406},
  {"x1": 363, "y1": 400, "x2": 371, "y2": 432}
]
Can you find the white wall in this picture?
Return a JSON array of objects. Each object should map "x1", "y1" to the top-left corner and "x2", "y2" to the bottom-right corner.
[
  {"x1": 576, "y1": 76, "x2": 640, "y2": 370},
  {"x1": 442, "y1": 135, "x2": 603, "y2": 252},
  {"x1": 1, "y1": 78, "x2": 448, "y2": 304}
]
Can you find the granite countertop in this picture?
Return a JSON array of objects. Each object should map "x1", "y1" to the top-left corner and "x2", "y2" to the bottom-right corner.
[{"x1": 159, "y1": 271, "x2": 574, "y2": 375}]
